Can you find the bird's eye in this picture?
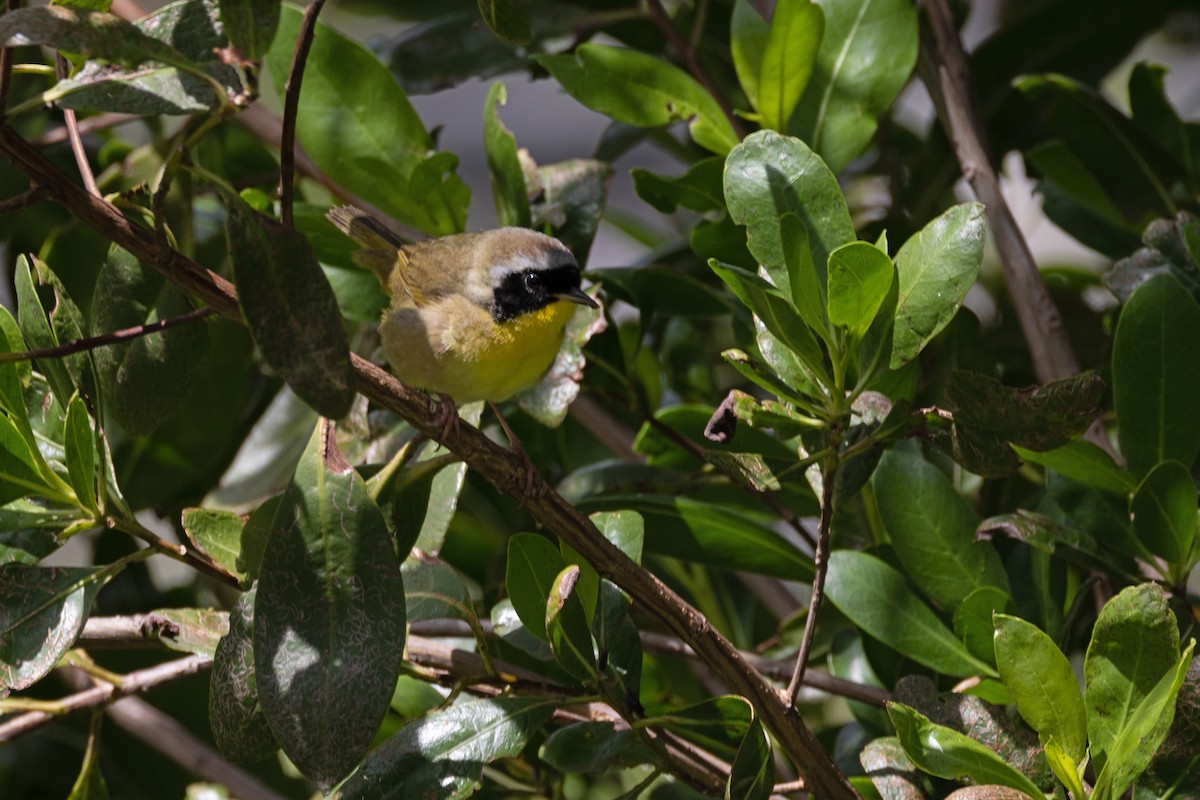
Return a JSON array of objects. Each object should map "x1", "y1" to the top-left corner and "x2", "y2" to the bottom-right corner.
[{"x1": 523, "y1": 272, "x2": 540, "y2": 291}]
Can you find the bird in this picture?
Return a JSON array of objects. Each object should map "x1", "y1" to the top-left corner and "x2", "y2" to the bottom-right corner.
[{"x1": 326, "y1": 206, "x2": 598, "y2": 462}]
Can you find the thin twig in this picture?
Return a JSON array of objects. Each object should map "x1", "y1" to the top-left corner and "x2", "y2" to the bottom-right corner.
[
  {"x1": 55, "y1": 54, "x2": 100, "y2": 197},
  {"x1": 919, "y1": 0, "x2": 1078, "y2": 384},
  {"x1": 107, "y1": 515, "x2": 238, "y2": 589},
  {"x1": 786, "y1": 453, "x2": 836, "y2": 703},
  {"x1": 34, "y1": 112, "x2": 140, "y2": 146},
  {"x1": 0, "y1": 184, "x2": 43, "y2": 213},
  {"x1": 0, "y1": 0, "x2": 20, "y2": 114},
  {"x1": 643, "y1": 0, "x2": 746, "y2": 139},
  {"x1": 0, "y1": 306, "x2": 214, "y2": 364},
  {"x1": 0, "y1": 655, "x2": 211, "y2": 742},
  {"x1": 0, "y1": 123, "x2": 859, "y2": 799},
  {"x1": 278, "y1": 0, "x2": 327, "y2": 228}
]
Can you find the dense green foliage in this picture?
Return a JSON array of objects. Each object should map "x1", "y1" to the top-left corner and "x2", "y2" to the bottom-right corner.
[{"x1": 0, "y1": 0, "x2": 1197, "y2": 798}]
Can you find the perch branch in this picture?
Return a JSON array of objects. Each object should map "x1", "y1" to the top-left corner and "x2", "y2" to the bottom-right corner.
[
  {"x1": 0, "y1": 123, "x2": 859, "y2": 800},
  {"x1": 919, "y1": 0, "x2": 1079, "y2": 384},
  {"x1": 278, "y1": 0, "x2": 327, "y2": 228},
  {"x1": 0, "y1": 307, "x2": 214, "y2": 364}
]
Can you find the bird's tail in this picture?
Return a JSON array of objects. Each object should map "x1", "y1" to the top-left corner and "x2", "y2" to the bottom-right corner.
[{"x1": 326, "y1": 205, "x2": 414, "y2": 294}]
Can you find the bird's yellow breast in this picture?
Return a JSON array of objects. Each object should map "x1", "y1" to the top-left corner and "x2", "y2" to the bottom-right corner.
[{"x1": 381, "y1": 298, "x2": 579, "y2": 403}]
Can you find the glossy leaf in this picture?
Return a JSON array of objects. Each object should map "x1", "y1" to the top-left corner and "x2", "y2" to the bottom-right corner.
[
  {"x1": 218, "y1": 0, "x2": 279, "y2": 60},
  {"x1": 211, "y1": 586, "x2": 277, "y2": 764},
  {"x1": 1084, "y1": 583, "x2": 1180, "y2": 778},
  {"x1": 727, "y1": 716, "x2": 774, "y2": 800},
  {"x1": 888, "y1": 703, "x2": 1045, "y2": 798},
  {"x1": 826, "y1": 550, "x2": 994, "y2": 677},
  {"x1": 790, "y1": 0, "x2": 918, "y2": 173},
  {"x1": 0, "y1": 412, "x2": 59, "y2": 506},
  {"x1": 16, "y1": 255, "x2": 93, "y2": 412},
  {"x1": 993, "y1": 613, "x2": 1087, "y2": 765},
  {"x1": 226, "y1": 196, "x2": 355, "y2": 419},
  {"x1": 724, "y1": 130, "x2": 856, "y2": 303},
  {"x1": 92, "y1": 246, "x2": 210, "y2": 435},
  {"x1": 1130, "y1": 459, "x2": 1196, "y2": 566},
  {"x1": 539, "y1": 722, "x2": 652, "y2": 773},
  {"x1": 860, "y1": 736, "x2": 923, "y2": 799},
  {"x1": 506, "y1": 532, "x2": 566, "y2": 642},
  {"x1": 1128, "y1": 63, "x2": 1192, "y2": 173},
  {"x1": 533, "y1": 44, "x2": 738, "y2": 156},
  {"x1": 709, "y1": 260, "x2": 829, "y2": 387},
  {"x1": 265, "y1": 6, "x2": 468, "y2": 235},
  {"x1": 0, "y1": 565, "x2": 107, "y2": 690},
  {"x1": 757, "y1": 0, "x2": 824, "y2": 133},
  {"x1": 483, "y1": 81, "x2": 531, "y2": 228},
  {"x1": 63, "y1": 395, "x2": 96, "y2": 514},
  {"x1": 0, "y1": 5, "x2": 199, "y2": 68},
  {"x1": 1013, "y1": 440, "x2": 1135, "y2": 495},
  {"x1": 476, "y1": 0, "x2": 531, "y2": 45},
  {"x1": 952, "y1": 587, "x2": 1011, "y2": 666},
  {"x1": 891, "y1": 203, "x2": 986, "y2": 368},
  {"x1": 1043, "y1": 736, "x2": 1085, "y2": 800},
  {"x1": 631, "y1": 158, "x2": 726, "y2": 214},
  {"x1": 1112, "y1": 274, "x2": 1200, "y2": 477},
  {"x1": 402, "y1": 555, "x2": 489, "y2": 659},
  {"x1": 254, "y1": 422, "x2": 406, "y2": 791},
  {"x1": 579, "y1": 495, "x2": 814, "y2": 582},
  {"x1": 650, "y1": 695, "x2": 753, "y2": 761},
  {"x1": 781, "y1": 212, "x2": 828, "y2": 336},
  {"x1": 1091, "y1": 639, "x2": 1195, "y2": 800},
  {"x1": 340, "y1": 697, "x2": 556, "y2": 799},
  {"x1": 730, "y1": 0, "x2": 769, "y2": 113},
  {"x1": 873, "y1": 449, "x2": 1009, "y2": 609},
  {"x1": 827, "y1": 240, "x2": 894, "y2": 339},
  {"x1": 545, "y1": 565, "x2": 597, "y2": 683},
  {"x1": 181, "y1": 507, "x2": 247, "y2": 585}
]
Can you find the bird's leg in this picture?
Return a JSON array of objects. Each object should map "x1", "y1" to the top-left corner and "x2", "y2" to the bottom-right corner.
[
  {"x1": 434, "y1": 393, "x2": 460, "y2": 444},
  {"x1": 488, "y1": 402, "x2": 545, "y2": 500}
]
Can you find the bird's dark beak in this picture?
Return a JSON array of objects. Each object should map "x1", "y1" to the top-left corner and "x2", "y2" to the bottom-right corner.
[{"x1": 556, "y1": 287, "x2": 600, "y2": 308}]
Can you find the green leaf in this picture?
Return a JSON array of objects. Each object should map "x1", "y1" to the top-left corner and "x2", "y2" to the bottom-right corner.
[
  {"x1": 709, "y1": 260, "x2": 830, "y2": 388},
  {"x1": 888, "y1": 702, "x2": 1045, "y2": 798},
  {"x1": 0, "y1": 565, "x2": 107, "y2": 690},
  {"x1": 891, "y1": 203, "x2": 986, "y2": 368},
  {"x1": 475, "y1": 0, "x2": 530, "y2": 44},
  {"x1": 1012, "y1": 440, "x2": 1135, "y2": 495},
  {"x1": 253, "y1": 422, "x2": 406, "y2": 792},
  {"x1": 210, "y1": 586, "x2": 281, "y2": 764},
  {"x1": 649, "y1": 695, "x2": 753, "y2": 761},
  {"x1": 993, "y1": 613, "x2": 1087, "y2": 765},
  {"x1": 0, "y1": 412, "x2": 60, "y2": 505},
  {"x1": 153, "y1": 607, "x2": 228, "y2": 659},
  {"x1": 63, "y1": 395, "x2": 96, "y2": 514},
  {"x1": 1112, "y1": 273, "x2": 1200, "y2": 478},
  {"x1": 1084, "y1": 583, "x2": 1179, "y2": 778},
  {"x1": 0, "y1": 302, "x2": 37, "y2": 453},
  {"x1": 1130, "y1": 460, "x2": 1197, "y2": 566},
  {"x1": 631, "y1": 158, "x2": 726, "y2": 214},
  {"x1": 340, "y1": 697, "x2": 556, "y2": 799},
  {"x1": 859, "y1": 736, "x2": 923, "y2": 799},
  {"x1": 66, "y1": 710, "x2": 108, "y2": 800},
  {"x1": 977, "y1": 510, "x2": 1142, "y2": 583},
  {"x1": 724, "y1": 130, "x2": 856, "y2": 304},
  {"x1": 1092, "y1": 639, "x2": 1195, "y2": 800},
  {"x1": 781, "y1": 212, "x2": 828, "y2": 336},
  {"x1": 0, "y1": 5, "x2": 200, "y2": 69},
  {"x1": 218, "y1": 0, "x2": 280, "y2": 60},
  {"x1": 483, "y1": 81, "x2": 531, "y2": 228},
  {"x1": 952, "y1": 587, "x2": 1011, "y2": 666},
  {"x1": 181, "y1": 507, "x2": 245, "y2": 585},
  {"x1": 578, "y1": 495, "x2": 814, "y2": 582},
  {"x1": 757, "y1": 0, "x2": 824, "y2": 133},
  {"x1": 730, "y1": 0, "x2": 769, "y2": 113},
  {"x1": 0, "y1": 502, "x2": 71, "y2": 566},
  {"x1": 225, "y1": 196, "x2": 355, "y2": 419},
  {"x1": 402, "y1": 555, "x2": 488, "y2": 653},
  {"x1": 827, "y1": 240, "x2": 894, "y2": 339},
  {"x1": 92, "y1": 246, "x2": 210, "y2": 435},
  {"x1": 790, "y1": 0, "x2": 918, "y2": 173},
  {"x1": 872, "y1": 449, "x2": 1010, "y2": 609},
  {"x1": 237, "y1": 494, "x2": 281, "y2": 587},
  {"x1": 506, "y1": 532, "x2": 566, "y2": 643},
  {"x1": 265, "y1": 6, "x2": 468, "y2": 236},
  {"x1": 545, "y1": 565, "x2": 597, "y2": 683},
  {"x1": 528, "y1": 157, "x2": 611, "y2": 262},
  {"x1": 533, "y1": 44, "x2": 738, "y2": 156},
  {"x1": 16, "y1": 255, "x2": 94, "y2": 412},
  {"x1": 1128, "y1": 63, "x2": 1193, "y2": 176},
  {"x1": 539, "y1": 722, "x2": 652, "y2": 773},
  {"x1": 1043, "y1": 736, "x2": 1085, "y2": 800},
  {"x1": 727, "y1": 716, "x2": 774, "y2": 800},
  {"x1": 825, "y1": 550, "x2": 995, "y2": 677}
]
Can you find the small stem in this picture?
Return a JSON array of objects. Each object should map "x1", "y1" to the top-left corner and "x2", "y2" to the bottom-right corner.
[
  {"x1": 0, "y1": 307, "x2": 213, "y2": 365},
  {"x1": 786, "y1": 448, "x2": 836, "y2": 703},
  {"x1": 278, "y1": 0, "x2": 327, "y2": 228},
  {"x1": 55, "y1": 54, "x2": 99, "y2": 197},
  {"x1": 0, "y1": 185, "x2": 44, "y2": 213},
  {"x1": 108, "y1": 516, "x2": 238, "y2": 588},
  {"x1": 0, "y1": 0, "x2": 20, "y2": 114}
]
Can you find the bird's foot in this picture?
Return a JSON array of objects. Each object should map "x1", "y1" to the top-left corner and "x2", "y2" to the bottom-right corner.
[
  {"x1": 434, "y1": 393, "x2": 460, "y2": 444},
  {"x1": 489, "y1": 402, "x2": 546, "y2": 501}
]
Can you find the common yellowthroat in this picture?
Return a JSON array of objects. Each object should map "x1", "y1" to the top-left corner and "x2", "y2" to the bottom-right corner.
[{"x1": 326, "y1": 206, "x2": 598, "y2": 405}]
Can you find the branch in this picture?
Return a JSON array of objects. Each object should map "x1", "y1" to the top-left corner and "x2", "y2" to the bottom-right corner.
[
  {"x1": 0, "y1": 654, "x2": 210, "y2": 742},
  {"x1": 643, "y1": 0, "x2": 746, "y2": 139},
  {"x1": 0, "y1": 123, "x2": 859, "y2": 800},
  {"x1": 56, "y1": 669, "x2": 287, "y2": 800},
  {"x1": 919, "y1": 0, "x2": 1079, "y2": 384},
  {"x1": 0, "y1": 184, "x2": 43, "y2": 213},
  {"x1": 0, "y1": 307, "x2": 214, "y2": 364},
  {"x1": 55, "y1": 54, "x2": 99, "y2": 198},
  {"x1": 278, "y1": 0, "x2": 327, "y2": 228},
  {"x1": 787, "y1": 452, "x2": 835, "y2": 702}
]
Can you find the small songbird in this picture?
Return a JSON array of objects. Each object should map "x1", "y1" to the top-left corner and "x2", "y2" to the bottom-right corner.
[{"x1": 326, "y1": 206, "x2": 598, "y2": 406}]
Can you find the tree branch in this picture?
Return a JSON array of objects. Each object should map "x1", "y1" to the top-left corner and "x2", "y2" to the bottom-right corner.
[
  {"x1": 0, "y1": 307, "x2": 214, "y2": 365},
  {"x1": 278, "y1": 0, "x2": 327, "y2": 228},
  {"x1": 787, "y1": 454, "x2": 835, "y2": 703},
  {"x1": 0, "y1": 123, "x2": 859, "y2": 799},
  {"x1": 919, "y1": 0, "x2": 1079, "y2": 384},
  {"x1": 55, "y1": 54, "x2": 99, "y2": 198}
]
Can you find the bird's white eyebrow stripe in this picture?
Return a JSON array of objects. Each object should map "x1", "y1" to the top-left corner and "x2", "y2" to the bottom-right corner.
[{"x1": 490, "y1": 254, "x2": 550, "y2": 281}]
